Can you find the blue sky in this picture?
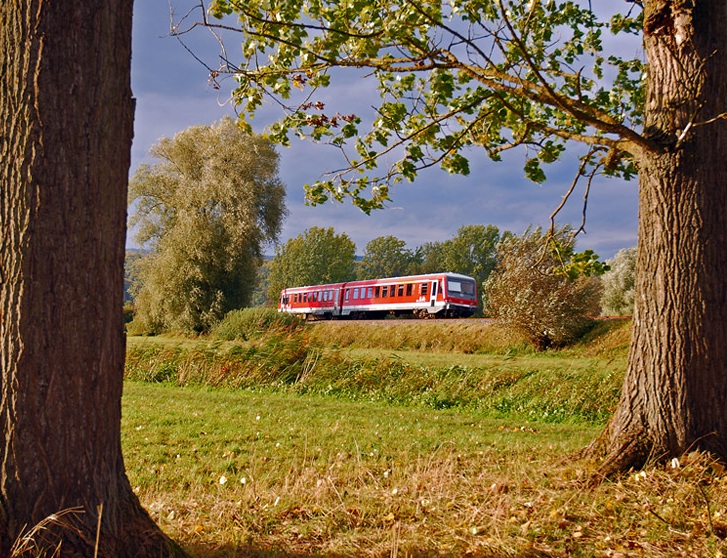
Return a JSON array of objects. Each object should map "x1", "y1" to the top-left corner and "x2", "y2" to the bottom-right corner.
[{"x1": 131, "y1": 1, "x2": 639, "y2": 259}]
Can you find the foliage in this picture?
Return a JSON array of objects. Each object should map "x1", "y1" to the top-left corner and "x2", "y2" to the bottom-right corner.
[
  {"x1": 250, "y1": 259, "x2": 273, "y2": 307},
  {"x1": 600, "y1": 246, "x2": 636, "y2": 316},
  {"x1": 124, "y1": 250, "x2": 145, "y2": 302},
  {"x1": 266, "y1": 226, "x2": 357, "y2": 301},
  {"x1": 484, "y1": 226, "x2": 603, "y2": 349},
  {"x1": 128, "y1": 117, "x2": 286, "y2": 333},
  {"x1": 193, "y1": 0, "x2": 645, "y2": 211},
  {"x1": 357, "y1": 235, "x2": 419, "y2": 279}
]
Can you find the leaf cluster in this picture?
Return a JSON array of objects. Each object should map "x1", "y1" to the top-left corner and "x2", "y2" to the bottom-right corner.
[
  {"x1": 599, "y1": 246, "x2": 636, "y2": 316},
  {"x1": 194, "y1": 0, "x2": 646, "y2": 210}
]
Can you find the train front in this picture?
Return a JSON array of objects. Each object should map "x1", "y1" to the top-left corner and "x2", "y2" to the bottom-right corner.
[{"x1": 443, "y1": 274, "x2": 478, "y2": 317}]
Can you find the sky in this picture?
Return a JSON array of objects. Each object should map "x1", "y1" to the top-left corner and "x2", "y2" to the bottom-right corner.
[{"x1": 130, "y1": 0, "x2": 639, "y2": 260}]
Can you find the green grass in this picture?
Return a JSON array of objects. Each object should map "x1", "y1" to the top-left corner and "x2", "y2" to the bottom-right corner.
[{"x1": 122, "y1": 382, "x2": 597, "y2": 556}]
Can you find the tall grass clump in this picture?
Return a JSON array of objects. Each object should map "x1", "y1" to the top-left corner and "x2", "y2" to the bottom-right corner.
[
  {"x1": 211, "y1": 307, "x2": 304, "y2": 340},
  {"x1": 126, "y1": 331, "x2": 312, "y2": 389},
  {"x1": 308, "y1": 319, "x2": 532, "y2": 354}
]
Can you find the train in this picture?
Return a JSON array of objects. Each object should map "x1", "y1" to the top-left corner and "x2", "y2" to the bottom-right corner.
[{"x1": 278, "y1": 272, "x2": 478, "y2": 320}]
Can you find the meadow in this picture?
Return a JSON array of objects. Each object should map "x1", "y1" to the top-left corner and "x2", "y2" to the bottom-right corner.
[{"x1": 124, "y1": 317, "x2": 727, "y2": 557}]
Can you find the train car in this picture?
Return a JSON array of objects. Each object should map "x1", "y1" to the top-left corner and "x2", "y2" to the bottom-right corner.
[
  {"x1": 278, "y1": 272, "x2": 478, "y2": 319},
  {"x1": 277, "y1": 282, "x2": 346, "y2": 320}
]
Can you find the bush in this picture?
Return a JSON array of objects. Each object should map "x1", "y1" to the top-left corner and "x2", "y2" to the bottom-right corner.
[
  {"x1": 484, "y1": 227, "x2": 602, "y2": 350},
  {"x1": 600, "y1": 246, "x2": 636, "y2": 316},
  {"x1": 211, "y1": 307, "x2": 304, "y2": 340}
]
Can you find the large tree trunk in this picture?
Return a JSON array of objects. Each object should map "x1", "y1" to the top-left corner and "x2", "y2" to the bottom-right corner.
[
  {"x1": 0, "y1": 3, "x2": 184, "y2": 556},
  {"x1": 590, "y1": 0, "x2": 727, "y2": 474}
]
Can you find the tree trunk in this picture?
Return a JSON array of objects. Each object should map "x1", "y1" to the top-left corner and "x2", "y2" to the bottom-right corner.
[
  {"x1": 589, "y1": 1, "x2": 727, "y2": 474},
  {"x1": 0, "y1": 3, "x2": 185, "y2": 556}
]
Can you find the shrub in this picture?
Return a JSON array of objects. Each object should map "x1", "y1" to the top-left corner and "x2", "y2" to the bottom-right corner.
[
  {"x1": 484, "y1": 227, "x2": 602, "y2": 350},
  {"x1": 600, "y1": 246, "x2": 636, "y2": 316}
]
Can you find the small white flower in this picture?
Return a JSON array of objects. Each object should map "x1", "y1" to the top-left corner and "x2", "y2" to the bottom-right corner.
[{"x1": 219, "y1": 475, "x2": 228, "y2": 485}]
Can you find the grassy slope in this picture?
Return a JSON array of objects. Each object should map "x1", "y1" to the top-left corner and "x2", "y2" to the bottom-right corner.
[{"x1": 123, "y1": 320, "x2": 727, "y2": 557}]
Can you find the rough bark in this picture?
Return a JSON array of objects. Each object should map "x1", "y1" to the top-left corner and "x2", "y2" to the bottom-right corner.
[
  {"x1": 1, "y1": 2, "x2": 185, "y2": 556},
  {"x1": 589, "y1": 0, "x2": 727, "y2": 475}
]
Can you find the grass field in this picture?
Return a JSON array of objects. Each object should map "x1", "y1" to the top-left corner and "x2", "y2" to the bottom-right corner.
[{"x1": 123, "y1": 319, "x2": 727, "y2": 557}]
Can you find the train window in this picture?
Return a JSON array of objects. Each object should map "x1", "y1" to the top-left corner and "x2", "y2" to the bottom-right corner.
[
  {"x1": 329, "y1": 289, "x2": 334, "y2": 301},
  {"x1": 397, "y1": 284, "x2": 404, "y2": 297},
  {"x1": 421, "y1": 283, "x2": 428, "y2": 296},
  {"x1": 406, "y1": 284, "x2": 413, "y2": 296},
  {"x1": 432, "y1": 282, "x2": 438, "y2": 296},
  {"x1": 303, "y1": 293, "x2": 307, "y2": 302},
  {"x1": 374, "y1": 286, "x2": 380, "y2": 298},
  {"x1": 367, "y1": 287, "x2": 373, "y2": 298},
  {"x1": 353, "y1": 287, "x2": 359, "y2": 299},
  {"x1": 382, "y1": 285, "x2": 388, "y2": 297}
]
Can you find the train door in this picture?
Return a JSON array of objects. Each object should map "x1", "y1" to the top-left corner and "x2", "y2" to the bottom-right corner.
[
  {"x1": 279, "y1": 290, "x2": 290, "y2": 312},
  {"x1": 429, "y1": 280, "x2": 438, "y2": 308},
  {"x1": 333, "y1": 288, "x2": 341, "y2": 316}
]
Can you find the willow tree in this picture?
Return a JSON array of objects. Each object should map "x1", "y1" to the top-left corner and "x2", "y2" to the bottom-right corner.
[
  {"x1": 1, "y1": 2, "x2": 183, "y2": 556},
  {"x1": 129, "y1": 117, "x2": 287, "y2": 333},
  {"x1": 186, "y1": 0, "x2": 727, "y2": 473}
]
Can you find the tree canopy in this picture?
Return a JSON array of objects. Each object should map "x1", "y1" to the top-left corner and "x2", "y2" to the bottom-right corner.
[
  {"x1": 267, "y1": 226, "x2": 357, "y2": 302},
  {"x1": 129, "y1": 117, "x2": 286, "y2": 332},
  {"x1": 600, "y1": 246, "x2": 636, "y2": 316},
  {"x1": 358, "y1": 235, "x2": 419, "y2": 279},
  {"x1": 484, "y1": 226, "x2": 602, "y2": 349}
]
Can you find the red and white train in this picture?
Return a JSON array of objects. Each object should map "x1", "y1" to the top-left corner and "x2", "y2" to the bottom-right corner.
[{"x1": 278, "y1": 272, "x2": 478, "y2": 320}]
